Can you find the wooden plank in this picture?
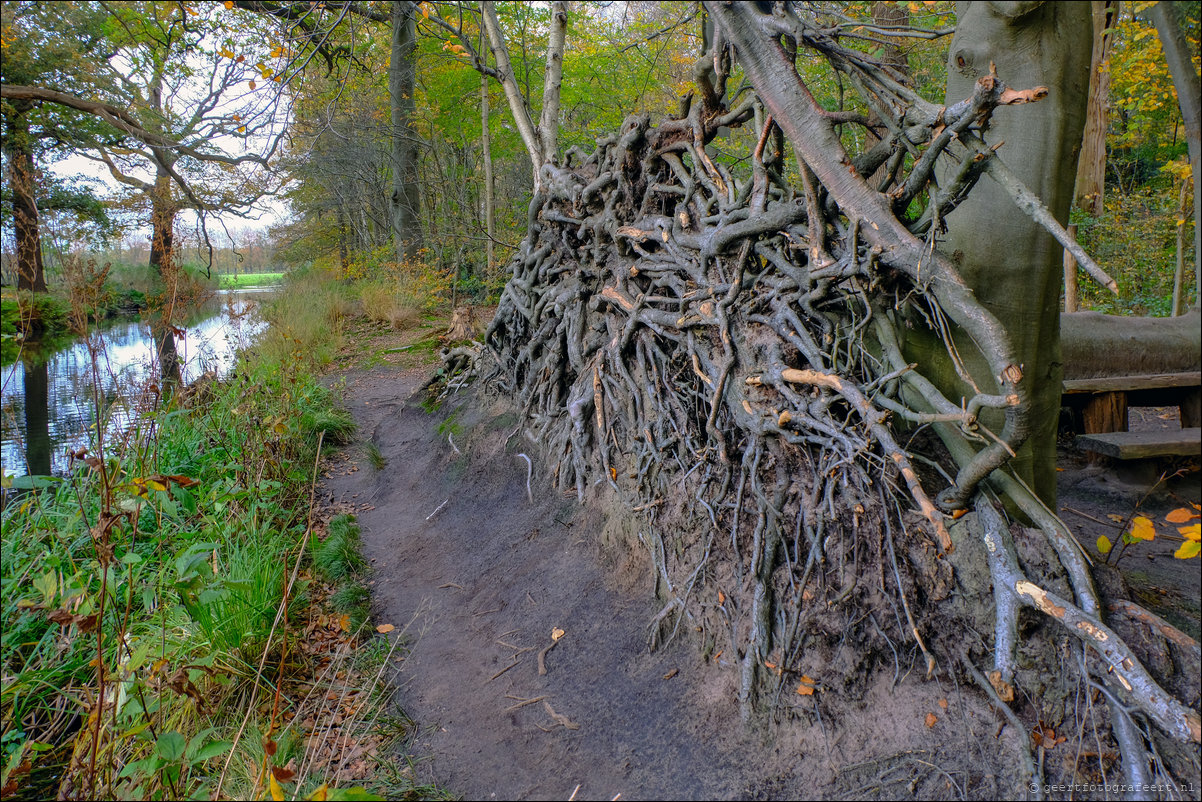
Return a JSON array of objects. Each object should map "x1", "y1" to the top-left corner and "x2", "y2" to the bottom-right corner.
[
  {"x1": 1076, "y1": 428, "x2": 1202, "y2": 459},
  {"x1": 1062, "y1": 371, "x2": 1201, "y2": 393}
]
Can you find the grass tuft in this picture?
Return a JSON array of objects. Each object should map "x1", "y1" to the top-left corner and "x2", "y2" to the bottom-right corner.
[{"x1": 312, "y1": 515, "x2": 365, "y2": 581}]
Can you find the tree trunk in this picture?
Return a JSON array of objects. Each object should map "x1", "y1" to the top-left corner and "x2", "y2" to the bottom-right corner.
[
  {"x1": 389, "y1": 0, "x2": 423, "y2": 264},
  {"x1": 537, "y1": 1, "x2": 568, "y2": 164},
  {"x1": 1074, "y1": 0, "x2": 1118, "y2": 218},
  {"x1": 5, "y1": 103, "x2": 48, "y2": 293},
  {"x1": 480, "y1": 0, "x2": 568, "y2": 191},
  {"x1": 905, "y1": 0, "x2": 1093, "y2": 506},
  {"x1": 1150, "y1": 0, "x2": 1201, "y2": 310},
  {"x1": 1173, "y1": 179, "x2": 1187, "y2": 315},
  {"x1": 149, "y1": 172, "x2": 182, "y2": 387},
  {"x1": 337, "y1": 205, "x2": 350, "y2": 279},
  {"x1": 481, "y1": 27, "x2": 496, "y2": 279}
]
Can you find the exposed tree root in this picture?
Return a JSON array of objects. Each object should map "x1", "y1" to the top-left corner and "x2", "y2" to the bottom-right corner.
[{"x1": 441, "y1": 1, "x2": 1200, "y2": 790}]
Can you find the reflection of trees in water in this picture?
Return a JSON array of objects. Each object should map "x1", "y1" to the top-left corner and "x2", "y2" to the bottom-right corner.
[{"x1": 1, "y1": 297, "x2": 263, "y2": 476}]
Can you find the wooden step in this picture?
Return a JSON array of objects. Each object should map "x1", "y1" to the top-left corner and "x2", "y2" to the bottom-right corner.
[
  {"x1": 1062, "y1": 371, "x2": 1200, "y2": 394},
  {"x1": 1076, "y1": 428, "x2": 1202, "y2": 459}
]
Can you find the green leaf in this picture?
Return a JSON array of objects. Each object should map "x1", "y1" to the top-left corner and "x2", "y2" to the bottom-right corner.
[
  {"x1": 9, "y1": 474, "x2": 63, "y2": 489},
  {"x1": 1096, "y1": 535, "x2": 1112, "y2": 555},
  {"x1": 190, "y1": 739, "x2": 233, "y2": 762},
  {"x1": 155, "y1": 731, "x2": 187, "y2": 762}
]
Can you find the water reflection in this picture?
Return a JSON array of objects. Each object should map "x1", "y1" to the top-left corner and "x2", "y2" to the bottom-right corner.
[{"x1": 1, "y1": 290, "x2": 267, "y2": 478}]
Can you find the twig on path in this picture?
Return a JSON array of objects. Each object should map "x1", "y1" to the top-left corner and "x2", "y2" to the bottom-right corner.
[
  {"x1": 538, "y1": 638, "x2": 559, "y2": 676},
  {"x1": 1061, "y1": 506, "x2": 1122, "y2": 529},
  {"x1": 543, "y1": 700, "x2": 581, "y2": 730},
  {"x1": 448, "y1": 432, "x2": 461, "y2": 455},
  {"x1": 503, "y1": 695, "x2": 548, "y2": 713},
  {"x1": 516, "y1": 453, "x2": 533, "y2": 503},
  {"x1": 486, "y1": 658, "x2": 521, "y2": 683},
  {"x1": 426, "y1": 498, "x2": 450, "y2": 521}
]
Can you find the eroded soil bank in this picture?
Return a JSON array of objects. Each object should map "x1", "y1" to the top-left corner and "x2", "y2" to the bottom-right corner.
[
  {"x1": 318, "y1": 362, "x2": 1050, "y2": 800},
  {"x1": 307, "y1": 317, "x2": 1200, "y2": 802}
]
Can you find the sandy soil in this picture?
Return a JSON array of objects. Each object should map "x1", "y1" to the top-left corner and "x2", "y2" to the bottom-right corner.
[{"x1": 315, "y1": 346, "x2": 1199, "y2": 801}]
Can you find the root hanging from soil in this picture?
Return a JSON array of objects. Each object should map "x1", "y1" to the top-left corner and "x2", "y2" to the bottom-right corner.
[{"x1": 444, "y1": 2, "x2": 1199, "y2": 791}]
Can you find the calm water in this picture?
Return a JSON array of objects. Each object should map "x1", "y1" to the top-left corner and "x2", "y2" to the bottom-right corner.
[{"x1": 0, "y1": 289, "x2": 270, "y2": 479}]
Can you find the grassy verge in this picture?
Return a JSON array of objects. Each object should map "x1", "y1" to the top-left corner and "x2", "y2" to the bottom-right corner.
[
  {"x1": 0, "y1": 267, "x2": 442, "y2": 800},
  {"x1": 218, "y1": 272, "x2": 285, "y2": 290}
]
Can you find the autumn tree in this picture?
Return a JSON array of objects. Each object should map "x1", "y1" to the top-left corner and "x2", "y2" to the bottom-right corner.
[
  {"x1": 2, "y1": 1, "x2": 293, "y2": 381},
  {"x1": 0, "y1": 1, "x2": 112, "y2": 292}
]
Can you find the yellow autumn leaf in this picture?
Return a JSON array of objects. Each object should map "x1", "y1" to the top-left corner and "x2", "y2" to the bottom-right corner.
[
  {"x1": 1166, "y1": 507, "x2": 1197, "y2": 524},
  {"x1": 551, "y1": 627, "x2": 565, "y2": 642},
  {"x1": 269, "y1": 773, "x2": 285, "y2": 802},
  {"x1": 376, "y1": 623, "x2": 395, "y2": 634},
  {"x1": 1106, "y1": 513, "x2": 1124, "y2": 523},
  {"x1": 224, "y1": 0, "x2": 233, "y2": 7},
  {"x1": 1129, "y1": 516, "x2": 1155, "y2": 541},
  {"x1": 796, "y1": 675, "x2": 818, "y2": 696},
  {"x1": 1173, "y1": 540, "x2": 1200, "y2": 560},
  {"x1": 249, "y1": 79, "x2": 257, "y2": 90},
  {"x1": 238, "y1": 125, "x2": 246, "y2": 133},
  {"x1": 1096, "y1": 535, "x2": 1112, "y2": 555},
  {"x1": 308, "y1": 784, "x2": 329, "y2": 801},
  {"x1": 338, "y1": 614, "x2": 350, "y2": 632},
  {"x1": 1178, "y1": 523, "x2": 1201, "y2": 542}
]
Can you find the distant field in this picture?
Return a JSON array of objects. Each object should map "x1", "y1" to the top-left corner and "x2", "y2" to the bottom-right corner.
[{"x1": 219, "y1": 271, "x2": 285, "y2": 289}]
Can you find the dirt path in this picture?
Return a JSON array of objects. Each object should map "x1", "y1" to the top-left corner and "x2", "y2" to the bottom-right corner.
[{"x1": 316, "y1": 359, "x2": 1198, "y2": 800}]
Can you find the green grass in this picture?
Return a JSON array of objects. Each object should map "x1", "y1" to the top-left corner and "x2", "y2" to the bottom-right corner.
[
  {"x1": 217, "y1": 271, "x2": 285, "y2": 290},
  {"x1": 365, "y1": 441, "x2": 387, "y2": 470},
  {"x1": 0, "y1": 271, "x2": 364, "y2": 799}
]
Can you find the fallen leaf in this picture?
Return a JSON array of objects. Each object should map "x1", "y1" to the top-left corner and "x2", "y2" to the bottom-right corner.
[
  {"x1": 1130, "y1": 516, "x2": 1156, "y2": 541},
  {"x1": 987, "y1": 670, "x2": 1015, "y2": 703},
  {"x1": 938, "y1": 698, "x2": 948, "y2": 710},
  {"x1": 663, "y1": 668, "x2": 679, "y2": 680},
  {"x1": 1106, "y1": 513, "x2": 1125, "y2": 523},
  {"x1": 925, "y1": 712, "x2": 938, "y2": 728},
  {"x1": 1174, "y1": 540, "x2": 1200, "y2": 560},
  {"x1": 717, "y1": 589, "x2": 726, "y2": 605},
  {"x1": 1096, "y1": 535, "x2": 1112, "y2": 555},
  {"x1": 1166, "y1": 508, "x2": 1197, "y2": 523},
  {"x1": 551, "y1": 627, "x2": 565, "y2": 641},
  {"x1": 376, "y1": 624, "x2": 395, "y2": 634},
  {"x1": 796, "y1": 675, "x2": 818, "y2": 696},
  {"x1": 1178, "y1": 523, "x2": 1201, "y2": 542},
  {"x1": 269, "y1": 773, "x2": 285, "y2": 801}
]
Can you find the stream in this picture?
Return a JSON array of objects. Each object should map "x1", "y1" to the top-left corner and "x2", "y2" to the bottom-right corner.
[{"x1": 1, "y1": 288, "x2": 270, "y2": 480}]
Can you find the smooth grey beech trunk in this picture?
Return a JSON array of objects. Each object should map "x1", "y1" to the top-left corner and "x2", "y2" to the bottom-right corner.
[{"x1": 905, "y1": 1, "x2": 1092, "y2": 505}]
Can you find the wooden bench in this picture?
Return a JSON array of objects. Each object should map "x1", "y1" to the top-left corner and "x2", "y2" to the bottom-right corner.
[{"x1": 1061, "y1": 371, "x2": 1201, "y2": 460}]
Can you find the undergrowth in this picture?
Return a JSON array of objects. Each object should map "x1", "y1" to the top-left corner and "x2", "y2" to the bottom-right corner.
[{"x1": 0, "y1": 266, "x2": 430, "y2": 801}]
